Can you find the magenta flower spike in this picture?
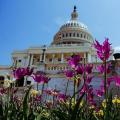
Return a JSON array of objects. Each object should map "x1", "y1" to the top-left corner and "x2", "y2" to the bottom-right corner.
[
  {"x1": 96, "y1": 89, "x2": 104, "y2": 97},
  {"x1": 85, "y1": 64, "x2": 93, "y2": 74},
  {"x1": 87, "y1": 87, "x2": 94, "y2": 101},
  {"x1": 113, "y1": 75, "x2": 120, "y2": 87},
  {"x1": 97, "y1": 64, "x2": 111, "y2": 74},
  {"x1": 57, "y1": 93, "x2": 67, "y2": 101},
  {"x1": 33, "y1": 72, "x2": 50, "y2": 84},
  {"x1": 67, "y1": 54, "x2": 81, "y2": 68},
  {"x1": 94, "y1": 38, "x2": 111, "y2": 61},
  {"x1": 13, "y1": 68, "x2": 26, "y2": 79},
  {"x1": 75, "y1": 65, "x2": 84, "y2": 75},
  {"x1": 86, "y1": 76, "x2": 93, "y2": 84},
  {"x1": 102, "y1": 38, "x2": 111, "y2": 59},
  {"x1": 64, "y1": 69, "x2": 74, "y2": 79},
  {"x1": 13, "y1": 67, "x2": 34, "y2": 79},
  {"x1": 25, "y1": 67, "x2": 34, "y2": 76},
  {"x1": 94, "y1": 40, "x2": 102, "y2": 52}
]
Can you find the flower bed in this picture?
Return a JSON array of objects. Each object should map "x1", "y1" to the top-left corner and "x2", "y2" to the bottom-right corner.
[{"x1": 0, "y1": 38, "x2": 120, "y2": 120}]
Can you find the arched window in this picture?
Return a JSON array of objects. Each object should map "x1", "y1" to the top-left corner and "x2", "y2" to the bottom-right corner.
[
  {"x1": 77, "y1": 33, "x2": 79, "y2": 37},
  {"x1": 81, "y1": 34, "x2": 83, "y2": 38},
  {"x1": 84, "y1": 34, "x2": 86, "y2": 38},
  {"x1": 0, "y1": 76, "x2": 4, "y2": 80},
  {"x1": 69, "y1": 33, "x2": 72, "y2": 37},
  {"x1": 66, "y1": 33, "x2": 68, "y2": 37},
  {"x1": 73, "y1": 33, "x2": 75, "y2": 37},
  {"x1": 62, "y1": 34, "x2": 64, "y2": 38}
]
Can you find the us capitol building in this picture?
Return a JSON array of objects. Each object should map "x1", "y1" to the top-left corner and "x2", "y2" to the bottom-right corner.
[
  {"x1": 12, "y1": 6, "x2": 96, "y2": 73},
  {"x1": 0, "y1": 7, "x2": 115, "y2": 89}
]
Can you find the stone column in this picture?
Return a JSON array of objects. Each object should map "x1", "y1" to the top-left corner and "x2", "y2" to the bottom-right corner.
[
  {"x1": 86, "y1": 52, "x2": 88, "y2": 63},
  {"x1": 61, "y1": 53, "x2": 64, "y2": 63},
  {"x1": 30, "y1": 54, "x2": 33, "y2": 66},
  {"x1": 40, "y1": 54, "x2": 42, "y2": 62},
  {"x1": 52, "y1": 54, "x2": 55, "y2": 63},
  {"x1": 43, "y1": 53, "x2": 46, "y2": 63},
  {"x1": 88, "y1": 53, "x2": 92, "y2": 63},
  {"x1": 84, "y1": 53, "x2": 86, "y2": 63}
]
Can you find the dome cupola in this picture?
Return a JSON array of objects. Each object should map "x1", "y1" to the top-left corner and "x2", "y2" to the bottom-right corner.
[
  {"x1": 71, "y1": 6, "x2": 78, "y2": 20},
  {"x1": 51, "y1": 6, "x2": 93, "y2": 45}
]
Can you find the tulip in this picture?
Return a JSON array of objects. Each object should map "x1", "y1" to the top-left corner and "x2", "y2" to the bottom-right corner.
[
  {"x1": 97, "y1": 64, "x2": 111, "y2": 74},
  {"x1": 13, "y1": 67, "x2": 34, "y2": 79},
  {"x1": 33, "y1": 72, "x2": 50, "y2": 84},
  {"x1": 113, "y1": 75, "x2": 120, "y2": 87},
  {"x1": 67, "y1": 54, "x2": 81, "y2": 68},
  {"x1": 75, "y1": 65, "x2": 84, "y2": 75},
  {"x1": 96, "y1": 89, "x2": 104, "y2": 97},
  {"x1": 64, "y1": 69, "x2": 74, "y2": 79},
  {"x1": 94, "y1": 38, "x2": 111, "y2": 61},
  {"x1": 85, "y1": 64, "x2": 93, "y2": 74}
]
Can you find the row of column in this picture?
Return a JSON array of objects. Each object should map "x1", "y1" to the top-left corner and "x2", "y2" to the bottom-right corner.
[{"x1": 26, "y1": 52, "x2": 90, "y2": 66}]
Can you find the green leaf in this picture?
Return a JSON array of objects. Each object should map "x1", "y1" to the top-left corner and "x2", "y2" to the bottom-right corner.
[
  {"x1": 23, "y1": 86, "x2": 32, "y2": 120},
  {"x1": 70, "y1": 92, "x2": 85, "y2": 120}
]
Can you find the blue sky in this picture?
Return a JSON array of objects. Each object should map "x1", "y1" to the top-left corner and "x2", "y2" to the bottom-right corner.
[{"x1": 0, "y1": 0, "x2": 120, "y2": 65}]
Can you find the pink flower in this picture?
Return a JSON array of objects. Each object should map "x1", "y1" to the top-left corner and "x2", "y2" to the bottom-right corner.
[
  {"x1": 86, "y1": 76, "x2": 93, "y2": 84},
  {"x1": 64, "y1": 69, "x2": 74, "y2": 78},
  {"x1": 0, "y1": 88, "x2": 7, "y2": 95},
  {"x1": 57, "y1": 93, "x2": 67, "y2": 101},
  {"x1": 113, "y1": 75, "x2": 120, "y2": 87},
  {"x1": 107, "y1": 77, "x2": 113, "y2": 87},
  {"x1": 25, "y1": 67, "x2": 34, "y2": 76},
  {"x1": 85, "y1": 64, "x2": 93, "y2": 74},
  {"x1": 75, "y1": 65, "x2": 84, "y2": 75},
  {"x1": 13, "y1": 67, "x2": 34, "y2": 79},
  {"x1": 96, "y1": 89, "x2": 104, "y2": 97},
  {"x1": 80, "y1": 84, "x2": 89, "y2": 95},
  {"x1": 33, "y1": 72, "x2": 50, "y2": 84},
  {"x1": 87, "y1": 87, "x2": 94, "y2": 102},
  {"x1": 94, "y1": 38, "x2": 111, "y2": 61},
  {"x1": 13, "y1": 68, "x2": 26, "y2": 79},
  {"x1": 97, "y1": 63, "x2": 111, "y2": 74},
  {"x1": 67, "y1": 54, "x2": 81, "y2": 68}
]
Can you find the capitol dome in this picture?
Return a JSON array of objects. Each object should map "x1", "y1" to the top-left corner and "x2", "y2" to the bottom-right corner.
[{"x1": 51, "y1": 6, "x2": 94, "y2": 45}]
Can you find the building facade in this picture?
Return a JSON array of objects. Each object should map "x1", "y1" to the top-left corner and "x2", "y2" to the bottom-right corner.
[
  {"x1": 12, "y1": 7, "x2": 97, "y2": 74},
  {"x1": 0, "y1": 7, "x2": 115, "y2": 91}
]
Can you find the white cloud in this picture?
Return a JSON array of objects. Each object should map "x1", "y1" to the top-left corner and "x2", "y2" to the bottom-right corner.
[{"x1": 114, "y1": 46, "x2": 120, "y2": 53}]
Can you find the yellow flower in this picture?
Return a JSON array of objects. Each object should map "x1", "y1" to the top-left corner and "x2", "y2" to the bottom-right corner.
[
  {"x1": 94, "y1": 110, "x2": 104, "y2": 116},
  {"x1": 89, "y1": 105, "x2": 95, "y2": 109},
  {"x1": 98, "y1": 110, "x2": 104, "y2": 116},
  {"x1": 112, "y1": 97, "x2": 120, "y2": 104},
  {"x1": 79, "y1": 100, "x2": 84, "y2": 107},
  {"x1": 31, "y1": 89, "x2": 38, "y2": 96},
  {"x1": 102, "y1": 99, "x2": 106, "y2": 108},
  {"x1": 3, "y1": 80, "x2": 12, "y2": 88}
]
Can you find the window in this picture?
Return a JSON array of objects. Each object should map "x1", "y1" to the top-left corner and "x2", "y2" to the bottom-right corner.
[
  {"x1": 73, "y1": 33, "x2": 75, "y2": 37},
  {"x1": 49, "y1": 58, "x2": 52, "y2": 62},
  {"x1": 74, "y1": 23, "x2": 76, "y2": 26},
  {"x1": 66, "y1": 33, "x2": 68, "y2": 37},
  {"x1": 58, "y1": 58, "x2": 61, "y2": 61},
  {"x1": 84, "y1": 34, "x2": 86, "y2": 38},
  {"x1": 0, "y1": 76, "x2": 4, "y2": 80},
  {"x1": 81, "y1": 34, "x2": 83, "y2": 38},
  {"x1": 69, "y1": 33, "x2": 72, "y2": 37},
  {"x1": 18, "y1": 59, "x2": 21, "y2": 62},
  {"x1": 62, "y1": 34, "x2": 64, "y2": 37},
  {"x1": 77, "y1": 33, "x2": 79, "y2": 37}
]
